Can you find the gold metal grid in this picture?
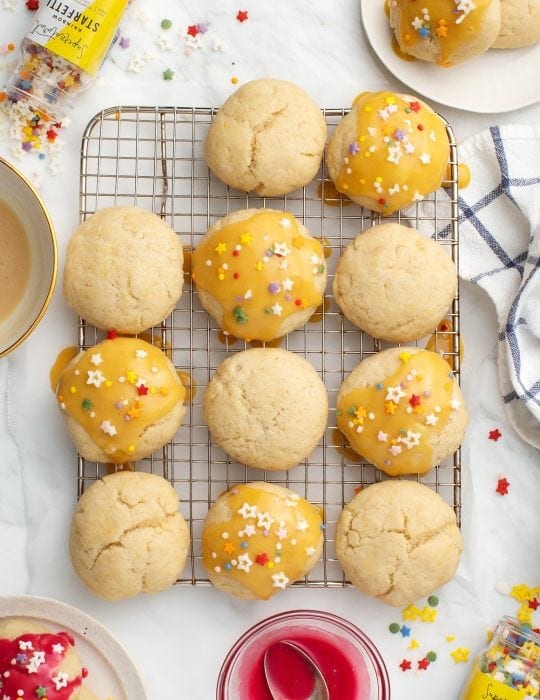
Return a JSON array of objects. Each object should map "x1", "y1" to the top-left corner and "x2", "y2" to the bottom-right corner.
[{"x1": 78, "y1": 105, "x2": 461, "y2": 587}]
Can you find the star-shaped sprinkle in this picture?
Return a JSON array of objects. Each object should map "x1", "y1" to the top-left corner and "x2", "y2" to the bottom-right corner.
[
  {"x1": 419, "y1": 606, "x2": 437, "y2": 622},
  {"x1": 255, "y1": 552, "x2": 269, "y2": 566},
  {"x1": 528, "y1": 598, "x2": 539, "y2": 610},
  {"x1": 400, "y1": 430, "x2": 421, "y2": 450},
  {"x1": 282, "y1": 278, "x2": 294, "y2": 291},
  {"x1": 279, "y1": 217, "x2": 292, "y2": 228},
  {"x1": 384, "y1": 401, "x2": 397, "y2": 415},
  {"x1": 52, "y1": 671, "x2": 69, "y2": 690},
  {"x1": 237, "y1": 553, "x2": 253, "y2": 572},
  {"x1": 306, "y1": 546, "x2": 317, "y2": 556},
  {"x1": 51, "y1": 643, "x2": 65, "y2": 654},
  {"x1": 276, "y1": 527, "x2": 288, "y2": 540},
  {"x1": 137, "y1": 384, "x2": 149, "y2": 396},
  {"x1": 237, "y1": 502, "x2": 257, "y2": 519},
  {"x1": 409, "y1": 639, "x2": 420, "y2": 649},
  {"x1": 386, "y1": 385, "x2": 406, "y2": 404},
  {"x1": 135, "y1": 349, "x2": 148, "y2": 359},
  {"x1": 271, "y1": 572, "x2": 289, "y2": 589},
  {"x1": 240, "y1": 233, "x2": 253, "y2": 245},
  {"x1": 273, "y1": 242, "x2": 291, "y2": 257},
  {"x1": 377, "y1": 430, "x2": 388, "y2": 442},
  {"x1": 389, "y1": 444, "x2": 402, "y2": 456},
  {"x1": 163, "y1": 68, "x2": 174, "y2": 80},
  {"x1": 100, "y1": 420, "x2": 117, "y2": 437},
  {"x1": 236, "y1": 9, "x2": 248, "y2": 22},
  {"x1": 90, "y1": 353, "x2": 103, "y2": 366},
  {"x1": 489, "y1": 428, "x2": 502, "y2": 441},
  {"x1": 243, "y1": 524, "x2": 256, "y2": 537},
  {"x1": 425, "y1": 413, "x2": 438, "y2": 426},
  {"x1": 86, "y1": 370, "x2": 105, "y2": 387},
  {"x1": 418, "y1": 657, "x2": 430, "y2": 670},
  {"x1": 223, "y1": 542, "x2": 234, "y2": 554},
  {"x1": 403, "y1": 604, "x2": 420, "y2": 620},
  {"x1": 106, "y1": 329, "x2": 117, "y2": 339},
  {"x1": 26, "y1": 0, "x2": 39, "y2": 8},
  {"x1": 349, "y1": 141, "x2": 360, "y2": 155},
  {"x1": 496, "y1": 477, "x2": 510, "y2": 496},
  {"x1": 399, "y1": 659, "x2": 412, "y2": 671},
  {"x1": 409, "y1": 101, "x2": 421, "y2": 112},
  {"x1": 187, "y1": 24, "x2": 200, "y2": 37},
  {"x1": 19, "y1": 641, "x2": 33, "y2": 651},
  {"x1": 36, "y1": 687, "x2": 48, "y2": 698},
  {"x1": 27, "y1": 651, "x2": 46, "y2": 673},
  {"x1": 450, "y1": 398, "x2": 461, "y2": 410},
  {"x1": 400, "y1": 625, "x2": 411, "y2": 637},
  {"x1": 257, "y1": 512, "x2": 275, "y2": 529},
  {"x1": 296, "y1": 519, "x2": 309, "y2": 532},
  {"x1": 271, "y1": 303, "x2": 283, "y2": 316},
  {"x1": 450, "y1": 647, "x2": 470, "y2": 663},
  {"x1": 419, "y1": 152, "x2": 432, "y2": 165},
  {"x1": 409, "y1": 394, "x2": 421, "y2": 408},
  {"x1": 119, "y1": 36, "x2": 130, "y2": 49}
]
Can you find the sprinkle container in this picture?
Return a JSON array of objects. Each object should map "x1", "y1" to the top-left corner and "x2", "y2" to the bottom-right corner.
[
  {"x1": 460, "y1": 617, "x2": 539, "y2": 699},
  {"x1": 216, "y1": 609, "x2": 391, "y2": 700}
]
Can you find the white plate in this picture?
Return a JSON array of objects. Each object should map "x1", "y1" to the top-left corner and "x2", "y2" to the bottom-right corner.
[
  {"x1": 0, "y1": 595, "x2": 147, "y2": 700},
  {"x1": 360, "y1": 0, "x2": 540, "y2": 113}
]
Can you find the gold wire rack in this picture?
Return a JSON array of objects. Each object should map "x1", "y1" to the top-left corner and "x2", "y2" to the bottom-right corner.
[{"x1": 78, "y1": 105, "x2": 461, "y2": 587}]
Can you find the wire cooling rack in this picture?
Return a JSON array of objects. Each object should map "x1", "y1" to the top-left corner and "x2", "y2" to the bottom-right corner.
[{"x1": 79, "y1": 105, "x2": 461, "y2": 587}]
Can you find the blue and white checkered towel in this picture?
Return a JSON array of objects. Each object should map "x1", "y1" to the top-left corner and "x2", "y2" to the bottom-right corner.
[{"x1": 440, "y1": 125, "x2": 540, "y2": 450}]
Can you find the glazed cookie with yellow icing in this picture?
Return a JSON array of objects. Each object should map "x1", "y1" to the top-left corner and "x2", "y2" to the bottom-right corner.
[
  {"x1": 204, "y1": 348, "x2": 328, "y2": 471},
  {"x1": 70, "y1": 471, "x2": 190, "y2": 601},
  {"x1": 63, "y1": 205, "x2": 183, "y2": 334},
  {"x1": 326, "y1": 91, "x2": 449, "y2": 214},
  {"x1": 333, "y1": 223, "x2": 457, "y2": 342},
  {"x1": 336, "y1": 347, "x2": 467, "y2": 476},
  {"x1": 205, "y1": 78, "x2": 326, "y2": 196},
  {"x1": 202, "y1": 482, "x2": 324, "y2": 599},
  {"x1": 493, "y1": 0, "x2": 540, "y2": 48},
  {"x1": 192, "y1": 209, "x2": 327, "y2": 342},
  {"x1": 55, "y1": 336, "x2": 186, "y2": 464},
  {"x1": 335, "y1": 480, "x2": 462, "y2": 606},
  {"x1": 388, "y1": 0, "x2": 501, "y2": 66}
]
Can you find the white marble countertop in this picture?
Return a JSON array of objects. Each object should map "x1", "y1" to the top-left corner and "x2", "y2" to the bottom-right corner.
[{"x1": 0, "y1": 1, "x2": 539, "y2": 699}]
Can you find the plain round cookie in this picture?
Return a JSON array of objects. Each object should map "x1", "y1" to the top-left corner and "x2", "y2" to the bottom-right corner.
[
  {"x1": 63, "y1": 206, "x2": 183, "y2": 334},
  {"x1": 326, "y1": 91, "x2": 449, "y2": 214},
  {"x1": 0, "y1": 619, "x2": 84, "y2": 698},
  {"x1": 56, "y1": 337, "x2": 186, "y2": 464},
  {"x1": 388, "y1": 0, "x2": 501, "y2": 66},
  {"x1": 204, "y1": 79, "x2": 326, "y2": 196},
  {"x1": 492, "y1": 0, "x2": 540, "y2": 48},
  {"x1": 333, "y1": 223, "x2": 457, "y2": 342},
  {"x1": 337, "y1": 347, "x2": 467, "y2": 476},
  {"x1": 70, "y1": 471, "x2": 190, "y2": 601},
  {"x1": 204, "y1": 348, "x2": 328, "y2": 470},
  {"x1": 202, "y1": 482, "x2": 324, "y2": 599},
  {"x1": 335, "y1": 480, "x2": 462, "y2": 606},
  {"x1": 192, "y1": 209, "x2": 327, "y2": 342}
]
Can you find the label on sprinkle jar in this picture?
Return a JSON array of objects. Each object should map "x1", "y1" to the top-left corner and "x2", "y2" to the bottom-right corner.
[
  {"x1": 460, "y1": 664, "x2": 530, "y2": 700},
  {"x1": 27, "y1": 0, "x2": 129, "y2": 75}
]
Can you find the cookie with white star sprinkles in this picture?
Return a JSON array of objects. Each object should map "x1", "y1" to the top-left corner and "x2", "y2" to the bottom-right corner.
[
  {"x1": 192, "y1": 209, "x2": 327, "y2": 342},
  {"x1": 336, "y1": 347, "x2": 467, "y2": 476},
  {"x1": 55, "y1": 337, "x2": 186, "y2": 464},
  {"x1": 326, "y1": 91, "x2": 450, "y2": 214},
  {"x1": 0, "y1": 618, "x2": 88, "y2": 699},
  {"x1": 335, "y1": 480, "x2": 462, "y2": 607},
  {"x1": 202, "y1": 482, "x2": 324, "y2": 599},
  {"x1": 63, "y1": 205, "x2": 184, "y2": 334},
  {"x1": 388, "y1": 0, "x2": 501, "y2": 66}
]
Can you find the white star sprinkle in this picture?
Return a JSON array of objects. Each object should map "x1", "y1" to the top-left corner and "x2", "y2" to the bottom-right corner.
[
  {"x1": 52, "y1": 643, "x2": 65, "y2": 654},
  {"x1": 425, "y1": 413, "x2": 439, "y2": 426},
  {"x1": 90, "y1": 353, "x2": 103, "y2": 366},
  {"x1": 296, "y1": 519, "x2": 309, "y2": 532},
  {"x1": 377, "y1": 430, "x2": 388, "y2": 443},
  {"x1": 100, "y1": 420, "x2": 117, "y2": 437},
  {"x1": 429, "y1": 130, "x2": 437, "y2": 142},
  {"x1": 284, "y1": 495, "x2": 300, "y2": 507},
  {"x1": 412, "y1": 191, "x2": 425, "y2": 202},
  {"x1": 257, "y1": 511, "x2": 275, "y2": 529},
  {"x1": 387, "y1": 145, "x2": 403, "y2": 165},
  {"x1": 86, "y1": 370, "x2": 105, "y2": 387},
  {"x1": 236, "y1": 553, "x2": 253, "y2": 573},
  {"x1": 378, "y1": 107, "x2": 390, "y2": 121},
  {"x1": 52, "y1": 671, "x2": 69, "y2": 690},
  {"x1": 279, "y1": 259, "x2": 289, "y2": 270},
  {"x1": 276, "y1": 527, "x2": 288, "y2": 540},
  {"x1": 156, "y1": 33, "x2": 173, "y2": 51},
  {"x1": 272, "y1": 572, "x2": 290, "y2": 589},
  {"x1": 282, "y1": 278, "x2": 294, "y2": 291},
  {"x1": 386, "y1": 385, "x2": 406, "y2": 404},
  {"x1": 389, "y1": 444, "x2": 402, "y2": 456},
  {"x1": 27, "y1": 651, "x2": 45, "y2": 674},
  {"x1": 306, "y1": 546, "x2": 317, "y2": 556},
  {"x1": 18, "y1": 641, "x2": 33, "y2": 651},
  {"x1": 273, "y1": 242, "x2": 291, "y2": 257},
  {"x1": 279, "y1": 217, "x2": 292, "y2": 228},
  {"x1": 400, "y1": 430, "x2": 421, "y2": 449},
  {"x1": 404, "y1": 142, "x2": 416, "y2": 154},
  {"x1": 243, "y1": 524, "x2": 257, "y2": 537},
  {"x1": 237, "y1": 502, "x2": 257, "y2": 519},
  {"x1": 411, "y1": 16, "x2": 424, "y2": 29},
  {"x1": 419, "y1": 152, "x2": 432, "y2": 165},
  {"x1": 271, "y1": 303, "x2": 283, "y2": 316},
  {"x1": 388, "y1": 184, "x2": 400, "y2": 195},
  {"x1": 135, "y1": 349, "x2": 148, "y2": 359},
  {"x1": 450, "y1": 398, "x2": 461, "y2": 410}
]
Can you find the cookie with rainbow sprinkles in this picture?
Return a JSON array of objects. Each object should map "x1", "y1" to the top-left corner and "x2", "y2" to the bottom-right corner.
[
  {"x1": 326, "y1": 90, "x2": 450, "y2": 214},
  {"x1": 336, "y1": 347, "x2": 467, "y2": 476}
]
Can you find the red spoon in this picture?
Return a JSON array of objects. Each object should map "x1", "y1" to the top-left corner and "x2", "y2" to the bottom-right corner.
[{"x1": 263, "y1": 640, "x2": 330, "y2": 700}]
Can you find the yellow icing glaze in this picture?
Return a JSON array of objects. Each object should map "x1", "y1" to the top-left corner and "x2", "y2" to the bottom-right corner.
[
  {"x1": 337, "y1": 350, "x2": 461, "y2": 476},
  {"x1": 391, "y1": 0, "x2": 491, "y2": 67},
  {"x1": 202, "y1": 484, "x2": 323, "y2": 600},
  {"x1": 335, "y1": 91, "x2": 449, "y2": 214},
  {"x1": 56, "y1": 337, "x2": 185, "y2": 463},
  {"x1": 49, "y1": 346, "x2": 78, "y2": 392},
  {"x1": 425, "y1": 318, "x2": 464, "y2": 370},
  {"x1": 191, "y1": 211, "x2": 325, "y2": 341}
]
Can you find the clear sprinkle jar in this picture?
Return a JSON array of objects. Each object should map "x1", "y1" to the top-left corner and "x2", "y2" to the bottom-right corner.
[
  {"x1": 5, "y1": 0, "x2": 129, "y2": 121},
  {"x1": 460, "y1": 617, "x2": 539, "y2": 699}
]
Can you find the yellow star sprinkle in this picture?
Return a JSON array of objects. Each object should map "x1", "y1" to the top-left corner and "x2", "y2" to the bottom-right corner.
[
  {"x1": 224, "y1": 542, "x2": 234, "y2": 555},
  {"x1": 419, "y1": 606, "x2": 437, "y2": 622},
  {"x1": 126, "y1": 370, "x2": 138, "y2": 384},
  {"x1": 402, "y1": 604, "x2": 420, "y2": 621},
  {"x1": 446, "y1": 635, "x2": 456, "y2": 643},
  {"x1": 105, "y1": 380, "x2": 113, "y2": 388},
  {"x1": 450, "y1": 647, "x2": 470, "y2": 663},
  {"x1": 128, "y1": 445, "x2": 135, "y2": 453},
  {"x1": 436, "y1": 24, "x2": 447, "y2": 37},
  {"x1": 240, "y1": 233, "x2": 253, "y2": 245},
  {"x1": 384, "y1": 401, "x2": 397, "y2": 415},
  {"x1": 256, "y1": 261, "x2": 264, "y2": 271},
  {"x1": 385, "y1": 95, "x2": 397, "y2": 105},
  {"x1": 214, "y1": 242, "x2": 227, "y2": 255},
  {"x1": 511, "y1": 584, "x2": 534, "y2": 602},
  {"x1": 409, "y1": 639, "x2": 420, "y2": 650},
  {"x1": 292, "y1": 236, "x2": 305, "y2": 248},
  {"x1": 399, "y1": 351, "x2": 412, "y2": 363},
  {"x1": 355, "y1": 406, "x2": 367, "y2": 421}
]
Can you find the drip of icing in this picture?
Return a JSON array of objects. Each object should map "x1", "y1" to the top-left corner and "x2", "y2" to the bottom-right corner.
[
  {"x1": 337, "y1": 350, "x2": 461, "y2": 475},
  {"x1": 0, "y1": 632, "x2": 84, "y2": 699},
  {"x1": 202, "y1": 484, "x2": 323, "y2": 600},
  {"x1": 56, "y1": 337, "x2": 185, "y2": 463},
  {"x1": 191, "y1": 211, "x2": 325, "y2": 341},
  {"x1": 334, "y1": 91, "x2": 449, "y2": 214}
]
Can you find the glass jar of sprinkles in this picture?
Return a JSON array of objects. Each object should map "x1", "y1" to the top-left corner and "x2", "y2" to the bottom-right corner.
[
  {"x1": 460, "y1": 617, "x2": 539, "y2": 699},
  {"x1": 6, "y1": 0, "x2": 129, "y2": 120}
]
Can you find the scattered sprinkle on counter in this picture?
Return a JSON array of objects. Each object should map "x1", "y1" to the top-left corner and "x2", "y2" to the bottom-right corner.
[
  {"x1": 489, "y1": 427, "x2": 502, "y2": 441},
  {"x1": 496, "y1": 477, "x2": 510, "y2": 495}
]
